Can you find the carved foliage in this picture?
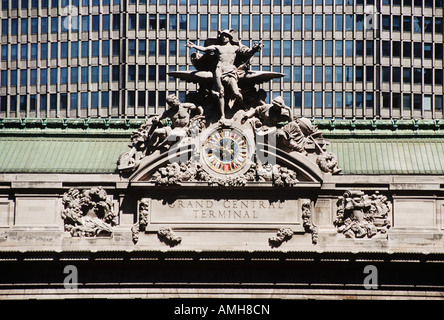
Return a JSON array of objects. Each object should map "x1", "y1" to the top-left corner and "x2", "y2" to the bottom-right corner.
[
  {"x1": 151, "y1": 160, "x2": 299, "y2": 187},
  {"x1": 61, "y1": 187, "x2": 117, "y2": 237},
  {"x1": 302, "y1": 200, "x2": 318, "y2": 245},
  {"x1": 158, "y1": 227, "x2": 182, "y2": 247},
  {"x1": 132, "y1": 199, "x2": 151, "y2": 244},
  {"x1": 268, "y1": 228, "x2": 294, "y2": 247},
  {"x1": 335, "y1": 190, "x2": 391, "y2": 238}
]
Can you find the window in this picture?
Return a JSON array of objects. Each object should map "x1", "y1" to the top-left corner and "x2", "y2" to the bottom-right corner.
[
  {"x1": 102, "y1": 40, "x2": 110, "y2": 57},
  {"x1": 113, "y1": 14, "x2": 120, "y2": 30},
  {"x1": 382, "y1": 67, "x2": 390, "y2": 82},
  {"x1": 393, "y1": 41, "x2": 401, "y2": 57},
  {"x1": 92, "y1": 41, "x2": 99, "y2": 57},
  {"x1": 325, "y1": 40, "x2": 333, "y2": 57},
  {"x1": 356, "y1": 15, "x2": 364, "y2": 31},
  {"x1": 82, "y1": 16, "x2": 89, "y2": 32},
  {"x1": 315, "y1": 92, "x2": 322, "y2": 108},
  {"x1": 91, "y1": 66, "x2": 99, "y2": 83},
  {"x1": 31, "y1": 18, "x2": 38, "y2": 34},
  {"x1": 284, "y1": 15, "x2": 291, "y2": 31},
  {"x1": 366, "y1": 66, "x2": 374, "y2": 82},
  {"x1": 128, "y1": 40, "x2": 136, "y2": 55},
  {"x1": 81, "y1": 41, "x2": 89, "y2": 57},
  {"x1": 159, "y1": 15, "x2": 167, "y2": 30},
  {"x1": 413, "y1": 42, "x2": 422, "y2": 59},
  {"x1": 436, "y1": 18, "x2": 443, "y2": 34},
  {"x1": 179, "y1": 15, "x2": 187, "y2": 30},
  {"x1": 345, "y1": 92, "x2": 353, "y2": 108},
  {"x1": 424, "y1": 69, "x2": 433, "y2": 85},
  {"x1": 335, "y1": 92, "x2": 343, "y2": 108},
  {"x1": 294, "y1": 15, "x2": 302, "y2": 31},
  {"x1": 129, "y1": 14, "x2": 136, "y2": 30},
  {"x1": 305, "y1": 15, "x2": 312, "y2": 31},
  {"x1": 356, "y1": 41, "x2": 363, "y2": 56},
  {"x1": 81, "y1": 67, "x2": 88, "y2": 83},
  {"x1": 71, "y1": 67, "x2": 78, "y2": 83},
  {"x1": 51, "y1": 43, "x2": 58, "y2": 59},
  {"x1": 335, "y1": 15, "x2": 343, "y2": 31},
  {"x1": 102, "y1": 66, "x2": 109, "y2": 82},
  {"x1": 103, "y1": 15, "x2": 110, "y2": 31},
  {"x1": 61, "y1": 68, "x2": 68, "y2": 84},
  {"x1": 50, "y1": 68, "x2": 58, "y2": 85},
  {"x1": 149, "y1": 40, "x2": 156, "y2": 56},
  {"x1": 424, "y1": 17, "x2": 433, "y2": 33},
  {"x1": 393, "y1": 16, "x2": 401, "y2": 32},
  {"x1": 304, "y1": 92, "x2": 312, "y2": 108},
  {"x1": 81, "y1": 92, "x2": 88, "y2": 109},
  {"x1": 345, "y1": 66, "x2": 353, "y2": 82},
  {"x1": 403, "y1": 67, "x2": 411, "y2": 83},
  {"x1": 51, "y1": 17, "x2": 58, "y2": 33},
  {"x1": 356, "y1": 66, "x2": 363, "y2": 82},
  {"x1": 315, "y1": 66, "x2": 322, "y2": 82},
  {"x1": 139, "y1": 14, "x2": 146, "y2": 30},
  {"x1": 436, "y1": 44, "x2": 443, "y2": 60},
  {"x1": 345, "y1": 41, "x2": 353, "y2": 56},
  {"x1": 92, "y1": 15, "x2": 99, "y2": 31},
  {"x1": 128, "y1": 65, "x2": 136, "y2": 81},
  {"x1": 273, "y1": 41, "x2": 281, "y2": 56},
  {"x1": 20, "y1": 70, "x2": 27, "y2": 86},
  {"x1": 261, "y1": 15, "x2": 270, "y2": 31},
  {"x1": 403, "y1": 42, "x2": 411, "y2": 58},
  {"x1": 294, "y1": 66, "x2": 302, "y2": 82},
  {"x1": 304, "y1": 41, "x2": 312, "y2": 56},
  {"x1": 190, "y1": 14, "x2": 198, "y2": 31},
  {"x1": 21, "y1": 44, "x2": 28, "y2": 60},
  {"x1": 345, "y1": 15, "x2": 353, "y2": 31},
  {"x1": 70, "y1": 42, "x2": 78, "y2": 59},
  {"x1": 325, "y1": 14, "x2": 333, "y2": 31},
  {"x1": 392, "y1": 67, "x2": 401, "y2": 83},
  {"x1": 304, "y1": 66, "x2": 312, "y2": 82},
  {"x1": 413, "y1": 17, "x2": 421, "y2": 33},
  {"x1": 382, "y1": 15, "x2": 390, "y2": 31},
  {"x1": 315, "y1": 41, "x2": 322, "y2": 56},
  {"x1": 315, "y1": 15, "x2": 322, "y2": 31},
  {"x1": 424, "y1": 43, "x2": 432, "y2": 59},
  {"x1": 382, "y1": 41, "x2": 390, "y2": 56},
  {"x1": 403, "y1": 16, "x2": 411, "y2": 32},
  {"x1": 283, "y1": 41, "x2": 291, "y2": 56},
  {"x1": 436, "y1": 69, "x2": 443, "y2": 85},
  {"x1": 335, "y1": 40, "x2": 343, "y2": 57},
  {"x1": 414, "y1": 68, "x2": 422, "y2": 84},
  {"x1": 40, "y1": 69, "x2": 47, "y2": 85},
  {"x1": 273, "y1": 15, "x2": 281, "y2": 31},
  {"x1": 294, "y1": 41, "x2": 302, "y2": 56},
  {"x1": 335, "y1": 66, "x2": 343, "y2": 82},
  {"x1": 403, "y1": 94, "x2": 411, "y2": 110},
  {"x1": 366, "y1": 41, "x2": 374, "y2": 56}
]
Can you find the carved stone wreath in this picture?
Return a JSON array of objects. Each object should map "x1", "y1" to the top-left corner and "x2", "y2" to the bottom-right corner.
[
  {"x1": 335, "y1": 190, "x2": 391, "y2": 238},
  {"x1": 61, "y1": 187, "x2": 117, "y2": 237}
]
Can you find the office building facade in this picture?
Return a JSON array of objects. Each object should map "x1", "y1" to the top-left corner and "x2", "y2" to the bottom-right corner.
[{"x1": 0, "y1": 0, "x2": 443, "y2": 119}]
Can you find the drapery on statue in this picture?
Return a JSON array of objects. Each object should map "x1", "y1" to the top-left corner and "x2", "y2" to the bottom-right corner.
[{"x1": 186, "y1": 29, "x2": 263, "y2": 121}]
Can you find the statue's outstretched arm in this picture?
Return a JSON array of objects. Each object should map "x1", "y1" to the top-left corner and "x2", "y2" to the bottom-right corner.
[{"x1": 186, "y1": 40, "x2": 215, "y2": 54}]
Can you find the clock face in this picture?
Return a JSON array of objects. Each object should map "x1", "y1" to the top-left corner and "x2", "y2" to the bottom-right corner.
[{"x1": 203, "y1": 128, "x2": 250, "y2": 174}]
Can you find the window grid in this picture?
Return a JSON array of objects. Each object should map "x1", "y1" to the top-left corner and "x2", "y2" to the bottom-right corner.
[{"x1": 0, "y1": 1, "x2": 443, "y2": 119}]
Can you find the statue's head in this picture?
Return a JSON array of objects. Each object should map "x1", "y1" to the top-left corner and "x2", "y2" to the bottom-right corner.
[
  {"x1": 271, "y1": 96, "x2": 286, "y2": 110},
  {"x1": 166, "y1": 94, "x2": 180, "y2": 108},
  {"x1": 218, "y1": 29, "x2": 234, "y2": 44}
]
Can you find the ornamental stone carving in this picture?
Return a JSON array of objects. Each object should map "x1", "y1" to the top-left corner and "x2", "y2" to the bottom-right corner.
[
  {"x1": 158, "y1": 227, "x2": 182, "y2": 247},
  {"x1": 117, "y1": 28, "x2": 341, "y2": 181},
  {"x1": 61, "y1": 187, "x2": 117, "y2": 237},
  {"x1": 335, "y1": 190, "x2": 391, "y2": 238}
]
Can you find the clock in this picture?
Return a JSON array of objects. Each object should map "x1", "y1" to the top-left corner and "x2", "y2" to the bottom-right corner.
[{"x1": 203, "y1": 127, "x2": 250, "y2": 175}]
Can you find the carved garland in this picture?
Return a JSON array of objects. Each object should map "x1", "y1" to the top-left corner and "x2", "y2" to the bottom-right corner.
[
  {"x1": 61, "y1": 187, "x2": 117, "y2": 237},
  {"x1": 268, "y1": 200, "x2": 318, "y2": 247}
]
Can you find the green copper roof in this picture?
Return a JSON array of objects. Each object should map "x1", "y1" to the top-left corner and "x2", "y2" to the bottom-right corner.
[
  {"x1": 0, "y1": 118, "x2": 444, "y2": 175},
  {"x1": 0, "y1": 136, "x2": 128, "y2": 173},
  {"x1": 327, "y1": 138, "x2": 444, "y2": 175}
]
